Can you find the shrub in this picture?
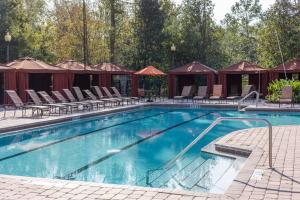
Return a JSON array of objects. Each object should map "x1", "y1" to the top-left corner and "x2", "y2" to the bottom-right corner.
[{"x1": 266, "y1": 79, "x2": 300, "y2": 103}]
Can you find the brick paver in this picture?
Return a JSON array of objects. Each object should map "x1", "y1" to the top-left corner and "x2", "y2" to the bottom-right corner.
[{"x1": 218, "y1": 125, "x2": 300, "y2": 200}]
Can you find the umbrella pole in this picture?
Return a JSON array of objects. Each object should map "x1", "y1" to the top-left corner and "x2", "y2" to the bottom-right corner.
[{"x1": 147, "y1": 76, "x2": 152, "y2": 102}]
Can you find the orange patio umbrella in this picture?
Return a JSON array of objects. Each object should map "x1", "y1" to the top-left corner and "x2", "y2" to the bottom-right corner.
[
  {"x1": 134, "y1": 66, "x2": 166, "y2": 76},
  {"x1": 134, "y1": 66, "x2": 166, "y2": 102}
]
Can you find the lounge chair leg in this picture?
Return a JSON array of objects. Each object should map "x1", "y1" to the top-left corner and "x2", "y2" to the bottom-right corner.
[{"x1": 3, "y1": 107, "x2": 7, "y2": 119}]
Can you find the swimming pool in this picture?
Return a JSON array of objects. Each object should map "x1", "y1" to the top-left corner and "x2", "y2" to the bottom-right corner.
[{"x1": 0, "y1": 107, "x2": 300, "y2": 193}]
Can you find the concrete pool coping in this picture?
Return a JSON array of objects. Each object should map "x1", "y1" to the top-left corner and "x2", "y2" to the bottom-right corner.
[{"x1": 1, "y1": 102, "x2": 300, "y2": 199}]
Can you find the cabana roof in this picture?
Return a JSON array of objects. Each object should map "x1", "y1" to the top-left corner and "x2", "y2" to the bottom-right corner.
[
  {"x1": 56, "y1": 60, "x2": 99, "y2": 73},
  {"x1": 0, "y1": 64, "x2": 13, "y2": 71},
  {"x1": 7, "y1": 57, "x2": 64, "y2": 73},
  {"x1": 169, "y1": 61, "x2": 217, "y2": 74},
  {"x1": 93, "y1": 62, "x2": 134, "y2": 74},
  {"x1": 271, "y1": 58, "x2": 300, "y2": 72},
  {"x1": 219, "y1": 61, "x2": 267, "y2": 74}
]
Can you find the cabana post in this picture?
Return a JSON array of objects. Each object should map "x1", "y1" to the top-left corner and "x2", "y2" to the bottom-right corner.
[{"x1": 0, "y1": 64, "x2": 16, "y2": 104}]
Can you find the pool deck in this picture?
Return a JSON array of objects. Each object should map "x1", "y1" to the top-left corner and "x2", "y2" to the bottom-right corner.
[{"x1": 1, "y1": 101, "x2": 300, "y2": 199}]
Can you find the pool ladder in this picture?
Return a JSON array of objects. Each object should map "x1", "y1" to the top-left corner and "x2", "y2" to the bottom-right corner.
[
  {"x1": 146, "y1": 117, "x2": 273, "y2": 186},
  {"x1": 238, "y1": 91, "x2": 260, "y2": 111}
]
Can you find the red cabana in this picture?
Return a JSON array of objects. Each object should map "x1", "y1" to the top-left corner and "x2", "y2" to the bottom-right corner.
[
  {"x1": 56, "y1": 60, "x2": 102, "y2": 90},
  {"x1": 93, "y1": 63, "x2": 138, "y2": 97},
  {"x1": 0, "y1": 64, "x2": 16, "y2": 104},
  {"x1": 269, "y1": 58, "x2": 300, "y2": 81},
  {"x1": 218, "y1": 61, "x2": 268, "y2": 97},
  {"x1": 7, "y1": 57, "x2": 67, "y2": 102},
  {"x1": 168, "y1": 61, "x2": 217, "y2": 98}
]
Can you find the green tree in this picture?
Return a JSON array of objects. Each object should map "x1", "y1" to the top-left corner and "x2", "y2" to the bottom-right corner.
[
  {"x1": 176, "y1": 0, "x2": 225, "y2": 68},
  {"x1": 50, "y1": 0, "x2": 110, "y2": 64},
  {"x1": 0, "y1": 0, "x2": 51, "y2": 62},
  {"x1": 257, "y1": 0, "x2": 300, "y2": 67},
  {"x1": 222, "y1": 0, "x2": 262, "y2": 63},
  {"x1": 134, "y1": 0, "x2": 167, "y2": 68}
]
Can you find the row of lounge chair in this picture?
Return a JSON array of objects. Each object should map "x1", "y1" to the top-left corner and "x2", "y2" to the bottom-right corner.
[
  {"x1": 4, "y1": 86, "x2": 139, "y2": 118},
  {"x1": 175, "y1": 84, "x2": 294, "y2": 107},
  {"x1": 174, "y1": 85, "x2": 254, "y2": 102}
]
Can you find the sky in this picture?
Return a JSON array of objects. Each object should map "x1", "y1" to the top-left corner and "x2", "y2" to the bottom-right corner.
[{"x1": 173, "y1": 0, "x2": 276, "y2": 23}]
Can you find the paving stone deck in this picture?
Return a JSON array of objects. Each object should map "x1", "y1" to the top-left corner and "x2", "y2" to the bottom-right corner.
[{"x1": 217, "y1": 125, "x2": 300, "y2": 200}]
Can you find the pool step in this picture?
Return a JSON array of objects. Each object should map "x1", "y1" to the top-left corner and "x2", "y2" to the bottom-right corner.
[
  {"x1": 148, "y1": 155, "x2": 204, "y2": 187},
  {"x1": 191, "y1": 158, "x2": 235, "y2": 193},
  {"x1": 148, "y1": 156, "x2": 209, "y2": 189},
  {"x1": 162, "y1": 159, "x2": 213, "y2": 190},
  {"x1": 136, "y1": 154, "x2": 196, "y2": 186},
  {"x1": 148, "y1": 156, "x2": 235, "y2": 193}
]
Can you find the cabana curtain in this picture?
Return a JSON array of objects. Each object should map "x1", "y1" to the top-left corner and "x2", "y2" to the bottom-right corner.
[
  {"x1": 131, "y1": 74, "x2": 138, "y2": 97},
  {"x1": 99, "y1": 73, "x2": 111, "y2": 88},
  {"x1": 67, "y1": 73, "x2": 75, "y2": 89},
  {"x1": 17, "y1": 72, "x2": 29, "y2": 101},
  {"x1": 167, "y1": 74, "x2": 176, "y2": 98},
  {"x1": 218, "y1": 73, "x2": 227, "y2": 97},
  {"x1": 53, "y1": 73, "x2": 68, "y2": 93},
  {"x1": 207, "y1": 73, "x2": 214, "y2": 95},
  {"x1": 4, "y1": 70, "x2": 16, "y2": 104}
]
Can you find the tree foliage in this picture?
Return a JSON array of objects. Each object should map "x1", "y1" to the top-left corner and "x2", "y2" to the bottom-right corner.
[
  {"x1": 257, "y1": 0, "x2": 300, "y2": 67},
  {"x1": 221, "y1": 0, "x2": 262, "y2": 63},
  {"x1": 0, "y1": 0, "x2": 299, "y2": 71}
]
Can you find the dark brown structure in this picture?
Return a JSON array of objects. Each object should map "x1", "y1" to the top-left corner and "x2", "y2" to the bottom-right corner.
[
  {"x1": 269, "y1": 58, "x2": 300, "y2": 81},
  {"x1": 7, "y1": 57, "x2": 67, "y2": 102},
  {"x1": 93, "y1": 63, "x2": 138, "y2": 97},
  {"x1": 56, "y1": 60, "x2": 102, "y2": 90},
  {"x1": 218, "y1": 61, "x2": 268, "y2": 97},
  {"x1": 0, "y1": 64, "x2": 16, "y2": 104},
  {"x1": 168, "y1": 61, "x2": 217, "y2": 98}
]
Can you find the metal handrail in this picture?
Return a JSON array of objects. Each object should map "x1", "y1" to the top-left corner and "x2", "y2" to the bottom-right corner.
[
  {"x1": 164, "y1": 117, "x2": 273, "y2": 170},
  {"x1": 238, "y1": 90, "x2": 260, "y2": 110}
]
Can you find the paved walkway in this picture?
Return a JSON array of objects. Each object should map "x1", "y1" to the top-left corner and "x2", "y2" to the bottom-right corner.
[
  {"x1": 0, "y1": 125, "x2": 300, "y2": 199},
  {"x1": 218, "y1": 125, "x2": 300, "y2": 200}
]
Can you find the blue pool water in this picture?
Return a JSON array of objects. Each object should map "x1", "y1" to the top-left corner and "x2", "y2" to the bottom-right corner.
[{"x1": 0, "y1": 107, "x2": 300, "y2": 193}]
